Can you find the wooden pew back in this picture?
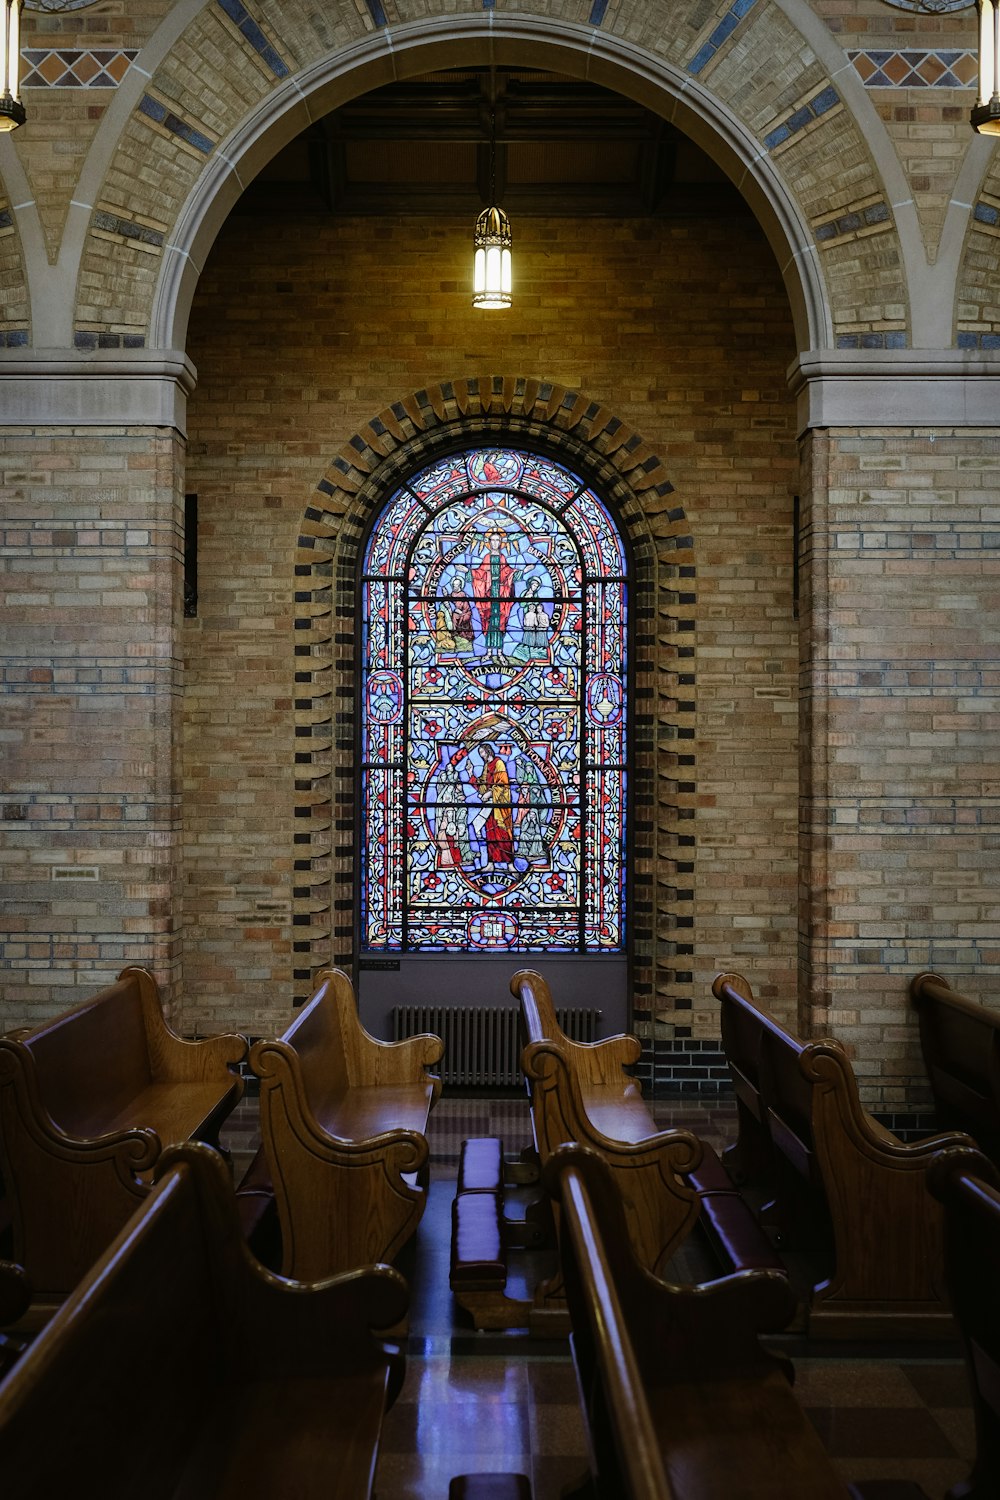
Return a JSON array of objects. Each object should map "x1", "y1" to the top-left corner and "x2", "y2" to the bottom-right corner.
[
  {"x1": 713, "y1": 970, "x2": 974, "y2": 1338},
  {"x1": 0, "y1": 1142, "x2": 409, "y2": 1500},
  {"x1": 0, "y1": 968, "x2": 246, "y2": 1304},
  {"x1": 911, "y1": 972, "x2": 1000, "y2": 1161},
  {"x1": 928, "y1": 1145, "x2": 1000, "y2": 1500},
  {"x1": 512, "y1": 969, "x2": 701, "y2": 1281},
  {"x1": 18, "y1": 973, "x2": 152, "y2": 1134},
  {"x1": 543, "y1": 1142, "x2": 854, "y2": 1500},
  {"x1": 248, "y1": 968, "x2": 442, "y2": 1282}
]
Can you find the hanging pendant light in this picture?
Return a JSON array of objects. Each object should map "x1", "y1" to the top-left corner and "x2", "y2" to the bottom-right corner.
[
  {"x1": 473, "y1": 105, "x2": 512, "y2": 311},
  {"x1": 0, "y1": 0, "x2": 25, "y2": 132},
  {"x1": 973, "y1": 0, "x2": 1000, "y2": 134}
]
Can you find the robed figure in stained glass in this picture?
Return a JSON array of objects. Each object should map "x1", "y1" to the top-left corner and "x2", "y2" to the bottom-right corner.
[
  {"x1": 472, "y1": 530, "x2": 515, "y2": 652},
  {"x1": 474, "y1": 745, "x2": 515, "y2": 866}
]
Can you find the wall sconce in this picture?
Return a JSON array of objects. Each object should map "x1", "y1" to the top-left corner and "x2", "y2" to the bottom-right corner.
[
  {"x1": 973, "y1": 0, "x2": 1000, "y2": 134},
  {"x1": 0, "y1": 0, "x2": 25, "y2": 131}
]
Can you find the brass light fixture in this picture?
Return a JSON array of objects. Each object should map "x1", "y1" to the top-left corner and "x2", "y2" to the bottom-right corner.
[
  {"x1": 973, "y1": 0, "x2": 1000, "y2": 134},
  {"x1": 0, "y1": 0, "x2": 25, "y2": 132},
  {"x1": 472, "y1": 104, "x2": 512, "y2": 311}
]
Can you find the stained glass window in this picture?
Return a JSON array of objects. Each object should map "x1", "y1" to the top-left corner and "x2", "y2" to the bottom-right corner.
[{"x1": 360, "y1": 446, "x2": 627, "y2": 953}]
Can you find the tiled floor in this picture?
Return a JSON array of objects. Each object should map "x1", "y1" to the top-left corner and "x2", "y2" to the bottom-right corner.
[{"x1": 222, "y1": 1093, "x2": 975, "y2": 1500}]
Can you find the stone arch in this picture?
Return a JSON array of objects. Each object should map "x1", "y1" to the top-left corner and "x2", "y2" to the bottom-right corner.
[
  {"x1": 59, "y1": 3, "x2": 920, "y2": 356},
  {"x1": 290, "y1": 375, "x2": 695, "y2": 1071}
]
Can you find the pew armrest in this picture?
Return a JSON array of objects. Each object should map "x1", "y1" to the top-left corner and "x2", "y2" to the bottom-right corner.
[
  {"x1": 123, "y1": 966, "x2": 248, "y2": 1086},
  {"x1": 310, "y1": 968, "x2": 444, "y2": 1098}
]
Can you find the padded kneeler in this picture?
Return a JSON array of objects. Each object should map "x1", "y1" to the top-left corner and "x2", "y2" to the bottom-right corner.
[
  {"x1": 450, "y1": 1192, "x2": 505, "y2": 1288},
  {"x1": 448, "y1": 1475, "x2": 533, "y2": 1500},
  {"x1": 457, "y1": 1136, "x2": 504, "y2": 1195}
]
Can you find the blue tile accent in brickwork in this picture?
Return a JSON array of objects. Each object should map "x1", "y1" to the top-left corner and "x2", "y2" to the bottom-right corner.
[
  {"x1": 958, "y1": 331, "x2": 1000, "y2": 349},
  {"x1": 139, "y1": 94, "x2": 214, "y2": 154},
  {"x1": 365, "y1": 0, "x2": 388, "y2": 25},
  {"x1": 836, "y1": 331, "x2": 908, "y2": 349},
  {"x1": 764, "y1": 87, "x2": 841, "y2": 151},
  {"x1": 688, "y1": 0, "x2": 758, "y2": 75},
  {"x1": 589, "y1": 0, "x2": 610, "y2": 22},
  {"x1": 815, "y1": 199, "x2": 890, "y2": 242},
  {"x1": 216, "y1": 0, "x2": 289, "y2": 78},
  {"x1": 974, "y1": 201, "x2": 1000, "y2": 226},
  {"x1": 73, "y1": 330, "x2": 146, "y2": 350},
  {"x1": 0, "y1": 209, "x2": 12, "y2": 230},
  {"x1": 0, "y1": 330, "x2": 28, "y2": 347},
  {"x1": 93, "y1": 209, "x2": 165, "y2": 248}
]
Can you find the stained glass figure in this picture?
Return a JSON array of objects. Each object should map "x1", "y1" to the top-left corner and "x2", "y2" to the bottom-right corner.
[{"x1": 360, "y1": 447, "x2": 628, "y2": 952}]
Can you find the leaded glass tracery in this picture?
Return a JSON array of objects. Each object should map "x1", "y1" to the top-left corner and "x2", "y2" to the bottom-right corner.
[{"x1": 360, "y1": 445, "x2": 628, "y2": 953}]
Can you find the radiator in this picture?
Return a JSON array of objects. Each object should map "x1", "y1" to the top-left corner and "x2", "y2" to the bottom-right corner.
[{"x1": 391, "y1": 1004, "x2": 602, "y2": 1087}]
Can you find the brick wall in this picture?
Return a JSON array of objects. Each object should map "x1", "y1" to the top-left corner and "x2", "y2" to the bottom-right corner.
[
  {"x1": 181, "y1": 196, "x2": 800, "y2": 1043},
  {"x1": 800, "y1": 427, "x2": 1000, "y2": 1111},
  {"x1": 0, "y1": 428, "x2": 184, "y2": 1028}
]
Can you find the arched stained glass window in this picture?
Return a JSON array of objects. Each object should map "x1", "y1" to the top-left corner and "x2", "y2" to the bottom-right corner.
[{"x1": 360, "y1": 446, "x2": 627, "y2": 953}]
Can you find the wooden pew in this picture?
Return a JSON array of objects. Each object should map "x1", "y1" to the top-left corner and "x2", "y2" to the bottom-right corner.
[
  {"x1": 713, "y1": 970, "x2": 973, "y2": 1339},
  {"x1": 927, "y1": 1144, "x2": 1000, "y2": 1500},
  {"x1": 0, "y1": 966, "x2": 246, "y2": 1311},
  {"x1": 910, "y1": 971, "x2": 1000, "y2": 1163},
  {"x1": 544, "y1": 1140, "x2": 928, "y2": 1500},
  {"x1": 249, "y1": 966, "x2": 444, "y2": 1281},
  {"x1": 0, "y1": 1140, "x2": 409, "y2": 1499},
  {"x1": 512, "y1": 969, "x2": 781, "y2": 1297},
  {"x1": 514, "y1": 968, "x2": 702, "y2": 1286}
]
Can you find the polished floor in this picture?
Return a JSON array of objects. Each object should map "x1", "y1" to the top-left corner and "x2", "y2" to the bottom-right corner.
[{"x1": 223, "y1": 1093, "x2": 975, "y2": 1500}]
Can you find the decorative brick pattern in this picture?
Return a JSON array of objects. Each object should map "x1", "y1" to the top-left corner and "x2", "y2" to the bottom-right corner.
[
  {"x1": 958, "y1": 179, "x2": 1000, "y2": 343},
  {"x1": 763, "y1": 86, "x2": 841, "y2": 152},
  {"x1": 21, "y1": 49, "x2": 139, "y2": 88},
  {"x1": 216, "y1": 0, "x2": 290, "y2": 79},
  {"x1": 686, "y1": 0, "x2": 760, "y2": 77},
  {"x1": 848, "y1": 49, "x2": 977, "y2": 88},
  {"x1": 293, "y1": 381, "x2": 691, "y2": 1081}
]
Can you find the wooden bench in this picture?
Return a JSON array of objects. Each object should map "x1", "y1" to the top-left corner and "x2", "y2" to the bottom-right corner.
[
  {"x1": 927, "y1": 1143, "x2": 1000, "y2": 1500},
  {"x1": 0, "y1": 966, "x2": 246, "y2": 1312},
  {"x1": 248, "y1": 966, "x2": 444, "y2": 1281},
  {"x1": 544, "y1": 1140, "x2": 929, "y2": 1500},
  {"x1": 512, "y1": 969, "x2": 781, "y2": 1300},
  {"x1": 910, "y1": 971, "x2": 1000, "y2": 1164},
  {"x1": 713, "y1": 970, "x2": 974, "y2": 1340},
  {"x1": 0, "y1": 1140, "x2": 409, "y2": 1499}
]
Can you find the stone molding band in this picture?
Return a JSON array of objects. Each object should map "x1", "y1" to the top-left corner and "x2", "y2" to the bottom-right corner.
[{"x1": 0, "y1": 349, "x2": 997, "y2": 436}]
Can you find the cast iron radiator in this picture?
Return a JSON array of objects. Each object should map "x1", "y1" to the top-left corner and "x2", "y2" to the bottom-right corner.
[{"x1": 391, "y1": 1004, "x2": 602, "y2": 1087}]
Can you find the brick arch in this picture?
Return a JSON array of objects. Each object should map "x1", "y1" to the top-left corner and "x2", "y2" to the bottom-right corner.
[
  {"x1": 63, "y1": 3, "x2": 916, "y2": 356},
  {"x1": 291, "y1": 376, "x2": 696, "y2": 1067},
  {"x1": 956, "y1": 151, "x2": 1000, "y2": 351},
  {"x1": 0, "y1": 173, "x2": 30, "y2": 347}
]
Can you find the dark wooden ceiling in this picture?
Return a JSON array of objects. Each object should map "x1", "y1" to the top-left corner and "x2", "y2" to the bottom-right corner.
[{"x1": 244, "y1": 68, "x2": 745, "y2": 218}]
